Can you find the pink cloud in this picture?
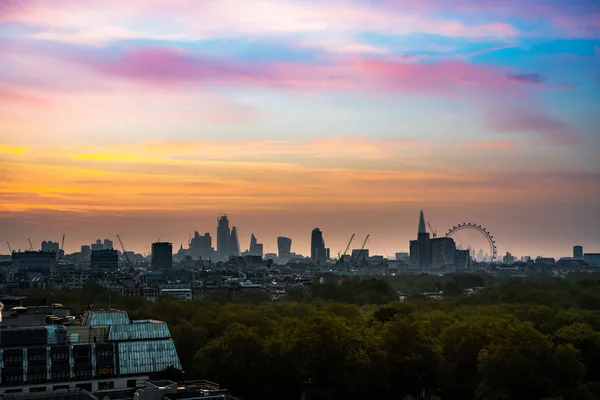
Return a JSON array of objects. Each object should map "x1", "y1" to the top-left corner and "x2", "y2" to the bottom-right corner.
[
  {"x1": 486, "y1": 108, "x2": 584, "y2": 145},
  {"x1": 0, "y1": 87, "x2": 48, "y2": 107},
  {"x1": 71, "y1": 46, "x2": 543, "y2": 98}
]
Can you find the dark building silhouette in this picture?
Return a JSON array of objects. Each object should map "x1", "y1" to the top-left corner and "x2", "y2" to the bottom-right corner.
[
  {"x1": 573, "y1": 245, "x2": 583, "y2": 259},
  {"x1": 151, "y1": 242, "x2": 173, "y2": 270},
  {"x1": 103, "y1": 239, "x2": 113, "y2": 250},
  {"x1": 311, "y1": 228, "x2": 327, "y2": 264},
  {"x1": 91, "y1": 249, "x2": 118, "y2": 272},
  {"x1": 351, "y1": 249, "x2": 369, "y2": 263},
  {"x1": 410, "y1": 210, "x2": 457, "y2": 273},
  {"x1": 189, "y1": 231, "x2": 214, "y2": 260},
  {"x1": 80, "y1": 245, "x2": 91, "y2": 259},
  {"x1": 91, "y1": 239, "x2": 103, "y2": 251},
  {"x1": 249, "y1": 233, "x2": 264, "y2": 257},
  {"x1": 217, "y1": 215, "x2": 231, "y2": 260},
  {"x1": 230, "y1": 227, "x2": 241, "y2": 257},
  {"x1": 410, "y1": 210, "x2": 432, "y2": 272},
  {"x1": 11, "y1": 251, "x2": 57, "y2": 275},
  {"x1": 432, "y1": 237, "x2": 456, "y2": 272},
  {"x1": 191, "y1": 231, "x2": 212, "y2": 252},
  {"x1": 277, "y1": 236, "x2": 292, "y2": 259},
  {"x1": 456, "y1": 249, "x2": 472, "y2": 270},
  {"x1": 41, "y1": 241, "x2": 60, "y2": 253}
]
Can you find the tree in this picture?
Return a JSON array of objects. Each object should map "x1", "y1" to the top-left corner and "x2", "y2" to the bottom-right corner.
[
  {"x1": 477, "y1": 322, "x2": 585, "y2": 400},
  {"x1": 382, "y1": 316, "x2": 443, "y2": 398}
]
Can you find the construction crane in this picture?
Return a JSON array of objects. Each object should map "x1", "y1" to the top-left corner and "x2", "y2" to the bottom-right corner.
[
  {"x1": 427, "y1": 221, "x2": 438, "y2": 238},
  {"x1": 60, "y1": 234, "x2": 65, "y2": 259},
  {"x1": 116, "y1": 234, "x2": 133, "y2": 266},
  {"x1": 28, "y1": 238, "x2": 34, "y2": 251},
  {"x1": 339, "y1": 234, "x2": 355, "y2": 261},
  {"x1": 6, "y1": 242, "x2": 12, "y2": 253}
]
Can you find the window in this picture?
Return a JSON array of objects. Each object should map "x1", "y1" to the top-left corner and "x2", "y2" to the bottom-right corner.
[
  {"x1": 4, "y1": 375, "x2": 24, "y2": 385},
  {"x1": 30, "y1": 387, "x2": 47, "y2": 393},
  {"x1": 53, "y1": 385, "x2": 70, "y2": 391},
  {"x1": 97, "y1": 366, "x2": 113, "y2": 377},
  {"x1": 27, "y1": 372, "x2": 47, "y2": 384},
  {"x1": 74, "y1": 369, "x2": 92, "y2": 380},
  {"x1": 127, "y1": 380, "x2": 137, "y2": 388},
  {"x1": 51, "y1": 371, "x2": 70, "y2": 382},
  {"x1": 52, "y1": 352, "x2": 69, "y2": 364},
  {"x1": 99, "y1": 381, "x2": 114, "y2": 390},
  {"x1": 4, "y1": 354, "x2": 23, "y2": 367}
]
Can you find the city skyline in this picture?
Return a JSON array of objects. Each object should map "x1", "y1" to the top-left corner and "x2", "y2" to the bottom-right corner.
[
  {"x1": 1, "y1": 1, "x2": 599, "y2": 258},
  {"x1": 0, "y1": 209, "x2": 595, "y2": 260}
]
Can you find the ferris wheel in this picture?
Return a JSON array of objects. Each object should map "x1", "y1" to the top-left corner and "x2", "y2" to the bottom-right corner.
[{"x1": 441, "y1": 223, "x2": 497, "y2": 266}]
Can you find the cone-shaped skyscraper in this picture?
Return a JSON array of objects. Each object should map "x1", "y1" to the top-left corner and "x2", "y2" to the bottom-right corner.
[
  {"x1": 418, "y1": 210, "x2": 427, "y2": 234},
  {"x1": 410, "y1": 210, "x2": 432, "y2": 273}
]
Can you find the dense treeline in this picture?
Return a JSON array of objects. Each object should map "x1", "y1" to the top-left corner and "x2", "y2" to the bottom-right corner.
[{"x1": 25, "y1": 273, "x2": 600, "y2": 400}]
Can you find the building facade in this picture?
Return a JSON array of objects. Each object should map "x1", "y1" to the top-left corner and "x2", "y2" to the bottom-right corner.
[
  {"x1": 11, "y1": 252, "x2": 57, "y2": 276},
  {"x1": 277, "y1": 237, "x2": 292, "y2": 259},
  {"x1": 573, "y1": 245, "x2": 584, "y2": 259},
  {"x1": 216, "y1": 215, "x2": 230, "y2": 261},
  {"x1": 151, "y1": 243, "x2": 173, "y2": 270},
  {"x1": 0, "y1": 309, "x2": 182, "y2": 396},
  {"x1": 311, "y1": 228, "x2": 327, "y2": 264},
  {"x1": 90, "y1": 250, "x2": 119, "y2": 272}
]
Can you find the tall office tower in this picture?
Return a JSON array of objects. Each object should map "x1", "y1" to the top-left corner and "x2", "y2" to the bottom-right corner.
[
  {"x1": 217, "y1": 215, "x2": 231, "y2": 260},
  {"x1": 277, "y1": 236, "x2": 292, "y2": 258},
  {"x1": 230, "y1": 227, "x2": 241, "y2": 257},
  {"x1": 573, "y1": 245, "x2": 584, "y2": 259},
  {"x1": 151, "y1": 242, "x2": 173, "y2": 270},
  {"x1": 409, "y1": 210, "x2": 432, "y2": 273},
  {"x1": 249, "y1": 234, "x2": 264, "y2": 257},
  {"x1": 311, "y1": 228, "x2": 327, "y2": 264},
  {"x1": 103, "y1": 239, "x2": 114, "y2": 250},
  {"x1": 91, "y1": 249, "x2": 119, "y2": 272}
]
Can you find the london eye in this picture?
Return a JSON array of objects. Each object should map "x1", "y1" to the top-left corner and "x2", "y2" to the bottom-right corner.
[{"x1": 442, "y1": 223, "x2": 497, "y2": 267}]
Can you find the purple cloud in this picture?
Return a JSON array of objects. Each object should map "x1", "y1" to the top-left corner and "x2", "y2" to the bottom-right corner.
[
  {"x1": 486, "y1": 108, "x2": 584, "y2": 145},
  {"x1": 506, "y1": 73, "x2": 545, "y2": 85}
]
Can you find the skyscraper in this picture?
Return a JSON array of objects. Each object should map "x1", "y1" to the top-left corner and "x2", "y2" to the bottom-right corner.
[
  {"x1": 249, "y1": 233, "x2": 263, "y2": 257},
  {"x1": 217, "y1": 215, "x2": 231, "y2": 260},
  {"x1": 230, "y1": 227, "x2": 241, "y2": 257},
  {"x1": 311, "y1": 228, "x2": 327, "y2": 264},
  {"x1": 574, "y1": 245, "x2": 583, "y2": 259},
  {"x1": 409, "y1": 210, "x2": 432, "y2": 272},
  {"x1": 277, "y1": 236, "x2": 292, "y2": 259},
  {"x1": 151, "y1": 242, "x2": 173, "y2": 270},
  {"x1": 103, "y1": 239, "x2": 113, "y2": 250}
]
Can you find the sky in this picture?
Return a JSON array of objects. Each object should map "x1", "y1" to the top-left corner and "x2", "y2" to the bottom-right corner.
[{"x1": 1, "y1": 0, "x2": 599, "y2": 259}]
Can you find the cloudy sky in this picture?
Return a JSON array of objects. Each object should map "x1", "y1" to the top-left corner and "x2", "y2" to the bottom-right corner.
[{"x1": 1, "y1": 0, "x2": 599, "y2": 258}]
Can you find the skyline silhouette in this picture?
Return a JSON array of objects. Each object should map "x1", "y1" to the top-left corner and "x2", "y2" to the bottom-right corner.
[{"x1": 1, "y1": 1, "x2": 598, "y2": 259}]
